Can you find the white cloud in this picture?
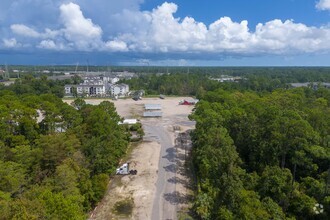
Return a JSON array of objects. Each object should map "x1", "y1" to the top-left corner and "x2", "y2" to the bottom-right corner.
[
  {"x1": 3, "y1": 38, "x2": 21, "y2": 48},
  {"x1": 108, "y1": 2, "x2": 330, "y2": 55},
  {"x1": 59, "y1": 3, "x2": 103, "y2": 50},
  {"x1": 4, "y1": 1, "x2": 330, "y2": 59},
  {"x1": 10, "y1": 24, "x2": 60, "y2": 39},
  {"x1": 60, "y1": 3, "x2": 102, "y2": 40},
  {"x1": 105, "y1": 40, "x2": 128, "y2": 52},
  {"x1": 11, "y1": 24, "x2": 41, "y2": 38},
  {"x1": 38, "y1": 40, "x2": 57, "y2": 50},
  {"x1": 37, "y1": 39, "x2": 69, "y2": 51},
  {"x1": 9, "y1": 2, "x2": 103, "y2": 51},
  {"x1": 316, "y1": 0, "x2": 330, "y2": 10},
  {"x1": 254, "y1": 19, "x2": 330, "y2": 53}
]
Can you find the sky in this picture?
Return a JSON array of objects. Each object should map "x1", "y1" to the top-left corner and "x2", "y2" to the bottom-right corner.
[{"x1": 1, "y1": 0, "x2": 330, "y2": 66}]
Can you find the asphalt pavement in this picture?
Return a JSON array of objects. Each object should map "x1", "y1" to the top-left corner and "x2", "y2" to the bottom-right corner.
[{"x1": 144, "y1": 124, "x2": 178, "y2": 220}]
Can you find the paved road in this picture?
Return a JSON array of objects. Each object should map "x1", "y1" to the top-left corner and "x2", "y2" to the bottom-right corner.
[{"x1": 144, "y1": 123, "x2": 178, "y2": 220}]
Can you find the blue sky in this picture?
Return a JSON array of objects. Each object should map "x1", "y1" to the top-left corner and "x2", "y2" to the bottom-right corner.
[{"x1": 1, "y1": 0, "x2": 330, "y2": 66}]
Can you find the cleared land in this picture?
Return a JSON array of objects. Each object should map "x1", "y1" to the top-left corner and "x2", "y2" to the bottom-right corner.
[{"x1": 64, "y1": 97, "x2": 195, "y2": 220}]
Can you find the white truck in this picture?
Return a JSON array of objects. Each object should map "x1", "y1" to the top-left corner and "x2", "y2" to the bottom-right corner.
[{"x1": 116, "y1": 162, "x2": 137, "y2": 175}]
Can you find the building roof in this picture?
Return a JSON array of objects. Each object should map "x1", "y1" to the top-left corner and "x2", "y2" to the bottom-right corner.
[
  {"x1": 79, "y1": 84, "x2": 105, "y2": 88},
  {"x1": 110, "y1": 83, "x2": 129, "y2": 89},
  {"x1": 144, "y1": 104, "x2": 162, "y2": 110},
  {"x1": 65, "y1": 84, "x2": 105, "y2": 88},
  {"x1": 143, "y1": 111, "x2": 162, "y2": 117}
]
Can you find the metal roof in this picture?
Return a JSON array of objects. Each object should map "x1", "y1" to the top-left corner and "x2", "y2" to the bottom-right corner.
[
  {"x1": 144, "y1": 104, "x2": 162, "y2": 110},
  {"x1": 143, "y1": 111, "x2": 162, "y2": 117}
]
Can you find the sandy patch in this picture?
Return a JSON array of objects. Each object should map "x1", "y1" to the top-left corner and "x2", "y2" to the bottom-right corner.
[{"x1": 89, "y1": 141, "x2": 160, "y2": 220}]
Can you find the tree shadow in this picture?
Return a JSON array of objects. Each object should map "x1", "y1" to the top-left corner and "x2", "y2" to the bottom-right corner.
[
  {"x1": 163, "y1": 191, "x2": 194, "y2": 205},
  {"x1": 162, "y1": 147, "x2": 176, "y2": 163},
  {"x1": 163, "y1": 163, "x2": 177, "y2": 173},
  {"x1": 167, "y1": 176, "x2": 195, "y2": 190}
]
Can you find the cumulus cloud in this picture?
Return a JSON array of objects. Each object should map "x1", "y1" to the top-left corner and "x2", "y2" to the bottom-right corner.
[
  {"x1": 3, "y1": 1, "x2": 330, "y2": 59},
  {"x1": 37, "y1": 39, "x2": 69, "y2": 51},
  {"x1": 38, "y1": 40, "x2": 57, "y2": 50},
  {"x1": 108, "y1": 2, "x2": 330, "y2": 55},
  {"x1": 105, "y1": 40, "x2": 128, "y2": 52},
  {"x1": 316, "y1": 0, "x2": 330, "y2": 10},
  {"x1": 11, "y1": 24, "x2": 60, "y2": 39},
  {"x1": 3, "y1": 38, "x2": 21, "y2": 48},
  {"x1": 9, "y1": 2, "x2": 104, "y2": 51},
  {"x1": 59, "y1": 2, "x2": 103, "y2": 50},
  {"x1": 253, "y1": 20, "x2": 330, "y2": 53},
  {"x1": 11, "y1": 24, "x2": 41, "y2": 38}
]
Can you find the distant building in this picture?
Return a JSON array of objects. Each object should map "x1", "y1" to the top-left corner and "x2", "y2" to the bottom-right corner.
[
  {"x1": 290, "y1": 82, "x2": 330, "y2": 90},
  {"x1": 64, "y1": 76, "x2": 129, "y2": 97},
  {"x1": 143, "y1": 111, "x2": 162, "y2": 117},
  {"x1": 144, "y1": 104, "x2": 162, "y2": 110},
  {"x1": 114, "y1": 71, "x2": 136, "y2": 79},
  {"x1": 210, "y1": 75, "x2": 242, "y2": 82},
  {"x1": 65, "y1": 76, "x2": 107, "y2": 96},
  {"x1": 109, "y1": 84, "x2": 130, "y2": 97},
  {"x1": 109, "y1": 77, "x2": 120, "y2": 84}
]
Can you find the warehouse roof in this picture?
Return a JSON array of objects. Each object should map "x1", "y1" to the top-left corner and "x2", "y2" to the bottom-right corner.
[{"x1": 144, "y1": 104, "x2": 162, "y2": 110}]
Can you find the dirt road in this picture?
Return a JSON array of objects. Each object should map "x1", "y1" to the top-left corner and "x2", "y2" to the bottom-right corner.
[{"x1": 64, "y1": 97, "x2": 195, "y2": 219}]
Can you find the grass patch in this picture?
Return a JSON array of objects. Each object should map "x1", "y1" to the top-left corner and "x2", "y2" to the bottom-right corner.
[
  {"x1": 124, "y1": 142, "x2": 140, "y2": 160},
  {"x1": 113, "y1": 197, "x2": 134, "y2": 216}
]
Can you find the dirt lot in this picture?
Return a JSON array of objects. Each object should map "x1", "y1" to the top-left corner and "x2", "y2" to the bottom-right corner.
[{"x1": 64, "y1": 97, "x2": 195, "y2": 220}]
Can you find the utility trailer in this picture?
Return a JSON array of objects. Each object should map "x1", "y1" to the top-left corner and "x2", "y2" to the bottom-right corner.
[{"x1": 116, "y1": 162, "x2": 137, "y2": 175}]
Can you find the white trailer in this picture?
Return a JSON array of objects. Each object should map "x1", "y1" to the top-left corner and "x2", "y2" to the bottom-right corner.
[{"x1": 116, "y1": 162, "x2": 137, "y2": 175}]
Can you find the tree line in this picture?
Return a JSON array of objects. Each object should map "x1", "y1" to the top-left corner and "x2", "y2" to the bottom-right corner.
[
  {"x1": 0, "y1": 74, "x2": 84, "y2": 98},
  {"x1": 190, "y1": 87, "x2": 330, "y2": 219},
  {"x1": 122, "y1": 68, "x2": 330, "y2": 96}
]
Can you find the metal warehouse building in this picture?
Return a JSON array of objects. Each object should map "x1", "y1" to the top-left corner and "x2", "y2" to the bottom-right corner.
[
  {"x1": 144, "y1": 104, "x2": 162, "y2": 110},
  {"x1": 143, "y1": 111, "x2": 162, "y2": 117}
]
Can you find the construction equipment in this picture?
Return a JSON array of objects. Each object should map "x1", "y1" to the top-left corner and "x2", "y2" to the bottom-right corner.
[{"x1": 116, "y1": 162, "x2": 137, "y2": 175}]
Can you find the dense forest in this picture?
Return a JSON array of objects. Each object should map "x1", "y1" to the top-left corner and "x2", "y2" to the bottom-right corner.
[
  {"x1": 121, "y1": 73, "x2": 220, "y2": 96},
  {"x1": 190, "y1": 87, "x2": 330, "y2": 219},
  {"x1": 0, "y1": 90, "x2": 130, "y2": 218},
  {"x1": 121, "y1": 69, "x2": 330, "y2": 96},
  {"x1": 3, "y1": 66, "x2": 330, "y2": 81},
  {"x1": 0, "y1": 74, "x2": 83, "y2": 98}
]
